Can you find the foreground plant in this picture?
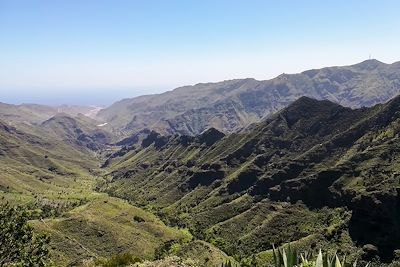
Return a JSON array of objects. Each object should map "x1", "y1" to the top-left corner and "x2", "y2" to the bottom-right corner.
[
  {"x1": 272, "y1": 245, "x2": 370, "y2": 267},
  {"x1": 0, "y1": 203, "x2": 50, "y2": 266}
]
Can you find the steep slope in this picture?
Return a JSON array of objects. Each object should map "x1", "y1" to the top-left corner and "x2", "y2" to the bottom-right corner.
[
  {"x1": 0, "y1": 119, "x2": 100, "y2": 204},
  {"x1": 102, "y1": 95, "x2": 400, "y2": 263},
  {"x1": 98, "y1": 59, "x2": 400, "y2": 136},
  {"x1": 41, "y1": 113, "x2": 113, "y2": 151}
]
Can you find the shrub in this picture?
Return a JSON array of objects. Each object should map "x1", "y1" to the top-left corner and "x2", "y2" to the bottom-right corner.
[
  {"x1": 0, "y1": 203, "x2": 50, "y2": 266},
  {"x1": 95, "y1": 253, "x2": 141, "y2": 267},
  {"x1": 133, "y1": 215, "x2": 145, "y2": 223}
]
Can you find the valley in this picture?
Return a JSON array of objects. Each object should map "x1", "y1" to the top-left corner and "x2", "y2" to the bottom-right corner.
[
  {"x1": 0, "y1": 107, "x2": 233, "y2": 266},
  {"x1": 2, "y1": 60, "x2": 400, "y2": 266}
]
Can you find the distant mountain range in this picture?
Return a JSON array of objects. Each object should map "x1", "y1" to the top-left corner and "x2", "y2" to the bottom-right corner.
[
  {"x1": 97, "y1": 59, "x2": 400, "y2": 137},
  {"x1": 4, "y1": 59, "x2": 400, "y2": 141},
  {"x1": 0, "y1": 102, "x2": 100, "y2": 125}
]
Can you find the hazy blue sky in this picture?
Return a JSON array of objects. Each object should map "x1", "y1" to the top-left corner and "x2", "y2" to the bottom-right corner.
[{"x1": 0, "y1": 0, "x2": 399, "y2": 106}]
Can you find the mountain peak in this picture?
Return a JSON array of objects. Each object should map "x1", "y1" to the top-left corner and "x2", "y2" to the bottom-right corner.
[
  {"x1": 196, "y1": 128, "x2": 225, "y2": 146},
  {"x1": 288, "y1": 96, "x2": 341, "y2": 111},
  {"x1": 352, "y1": 59, "x2": 386, "y2": 70},
  {"x1": 276, "y1": 97, "x2": 346, "y2": 128},
  {"x1": 41, "y1": 113, "x2": 76, "y2": 125}
]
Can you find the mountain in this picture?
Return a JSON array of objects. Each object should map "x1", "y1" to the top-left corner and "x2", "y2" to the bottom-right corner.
[
  {"x1": 97, "y1": 59, "x2": 400, "y2": 137},
  {"x1": 0, "y1": 102, "x2": 101, "y2": 125},
  {"x1": 101, "y1": 95, "x2": 400, "y2": 264},
  {"x1": 41, "y1": 113, "x2": 112, "y2": 151}
]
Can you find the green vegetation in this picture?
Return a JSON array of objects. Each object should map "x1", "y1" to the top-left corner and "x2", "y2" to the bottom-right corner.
[
  {"x1": 131, "y1": 256, "x2": 198, "y2": 267},
  {"x1": 0, "y1": 204, "x2": 50, "y2": 266},
  {"x1": 221, "y1": 260, "x2": 239, "y2": 267},
  {"x1": 4, "y1": 67, "x2": 400, "y2": 266},
  {"x1": 101, "y1": 95, "x2": 400, "y2": 265},
  {"x1": 32, "y1": 196, "x2": 192, "y2": 266},
  {"x1": 271, "y1": 246, "x2": 370, "y2": 267},
  {"x1": 94, "y1": 253, "x2": 141, "y2": 267},
  {"x1": 0, "y1": 116, "x2": 214, "y2": 266}
]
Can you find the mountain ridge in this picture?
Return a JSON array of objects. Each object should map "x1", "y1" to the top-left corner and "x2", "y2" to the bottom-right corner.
[
  {"x1": 97, "y1": 59, "x2": 400, "y2": 138},
  {"x1": 101, "y1": 95, "x2": 400, "y2": 263}
]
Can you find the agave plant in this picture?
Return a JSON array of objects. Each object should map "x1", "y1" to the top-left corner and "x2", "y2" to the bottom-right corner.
[
  {"x1": 272, "y1": 245, "x2": 370, "y2": 267},
  {"x1": 315, "y1": 249, "x2": 343, "y2": 267},
  {"x1": 221, "y1": 260, "x2": 237, "y2": 267},
  {"x1": 272, "y1": 244, "x2": 298, "y2": 267}
]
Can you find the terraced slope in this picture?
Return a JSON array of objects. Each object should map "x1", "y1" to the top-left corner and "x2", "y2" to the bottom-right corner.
[{"x1": 102, "y1": 95, "x2": 400, "y2": 264}]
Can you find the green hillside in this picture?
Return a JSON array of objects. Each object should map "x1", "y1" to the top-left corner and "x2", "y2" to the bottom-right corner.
[
  {"x1": 101, "y1": 95, "x2": 400, "y2": 265},
  {"x1": 4, "y1": 83, "x2": 400, "y2": 265},
  {"x1": 0, "y1": 115, "x2": 230, "y2": 266},
  {"x1": 32, "y1": 196, "x2": 192, "y2": 266}
]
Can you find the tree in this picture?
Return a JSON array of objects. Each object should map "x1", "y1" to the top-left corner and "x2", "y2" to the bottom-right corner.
[{"x1": 0, "y1": 203, "x2": 50, "y2": 266}]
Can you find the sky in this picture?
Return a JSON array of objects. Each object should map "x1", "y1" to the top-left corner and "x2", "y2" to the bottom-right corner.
[{"x1": 0, "y1": 0, "x2": 399, "y2": 106}]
